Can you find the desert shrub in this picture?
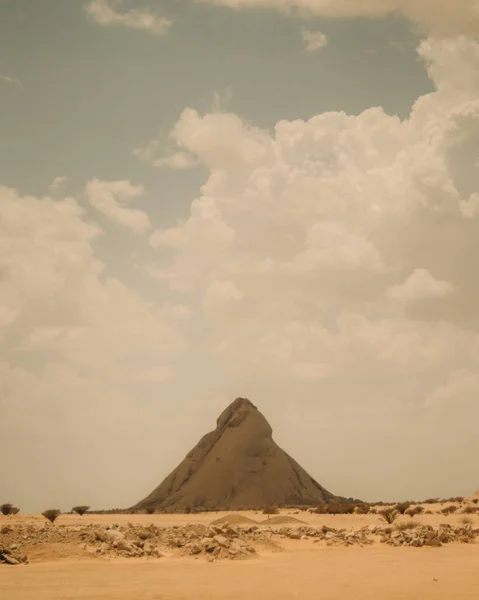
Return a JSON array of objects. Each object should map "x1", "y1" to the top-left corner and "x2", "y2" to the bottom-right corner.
[
  {"x1": 454, "y1": 497, "x2": 464, "y2": 503},
  {"x1": 395, "y1": 502, "x2": 411, "y2": 515},
  {"x1": 354, "y1": 504, "x2": 370, "y2": 515},
  {"x1": 460, "y1": 516, "x2": 473, "y2": 526},
  {"x1": 0, "y1": 503, "x2": 13, "y2": 516},
  {"x1": 425, "y1": 510, "x2": 433, "y2": 514},
  {"x1": 42, "y1": 509, "x2": 61, "y2": 524},
  {"x1": 145, "y1": 507, "x2": 155, "y2": 515},
  {"x1": 441, "y1": 505, "x2": 458, "y2": 516},
  {"x1": 11, "y1": 506, "x2": 20, "y2": 515},
  {"x1": 369, "y1": 508, "x2": 377, "y2": 514},
  {"x1": 406, "y1": 506, "x2": 424, "y2": 518},
  {"x1": 462, "y1": 506, "x2": 479, "y2": 514},
  {"x1": 473, "y1": 499, "x2": 479, "y2": 505},
  {"x1": 423, "y1": 498, "x2": 439, "y2": 504},
  {"x1": 263, "y1": 506, "x2": 279, "y2": 515},
  {"x1": 378, "y1": 508, "x2": 399, "y2": 524},
  {"x1": 72, "y1": 505, "x2": 90, "y2": 516}
]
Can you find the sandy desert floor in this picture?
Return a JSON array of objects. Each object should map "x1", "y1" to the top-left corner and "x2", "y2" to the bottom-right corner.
[{"x1": 2, "y1": 510, "x2": 479, "y2": 599}]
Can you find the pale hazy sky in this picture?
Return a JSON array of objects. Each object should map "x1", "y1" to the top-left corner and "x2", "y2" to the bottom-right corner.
[{"x1": 1, "y1": 0, "x2": 479, "y2": 513}]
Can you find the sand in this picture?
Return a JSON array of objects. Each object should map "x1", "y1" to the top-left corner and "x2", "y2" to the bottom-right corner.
[
  {"x1": 2, "y1": 544, "x2": 479, "y2": 600},
  {"x1": 1, "y1": 509, "x2": 479, "y2": 599}
]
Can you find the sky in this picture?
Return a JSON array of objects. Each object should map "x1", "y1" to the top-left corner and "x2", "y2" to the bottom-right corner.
[{"x1": 1, "y1": 0, "x2": 479, "y2": 513}]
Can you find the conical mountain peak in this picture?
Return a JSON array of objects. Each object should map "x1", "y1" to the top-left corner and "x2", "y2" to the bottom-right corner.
[{"x1": 134, "y1": 398, "x2": 344, "y2": 512}]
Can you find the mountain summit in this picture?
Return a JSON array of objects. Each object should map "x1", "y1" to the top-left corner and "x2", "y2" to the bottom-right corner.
[{"x1": 134, "y1": 398, "x2": 343, "y2": 511}]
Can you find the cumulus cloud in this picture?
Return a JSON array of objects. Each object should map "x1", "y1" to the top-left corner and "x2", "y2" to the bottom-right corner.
[
  {"x1": 85, "y1": 0, "x2": 171, "y2": 35},
  {"x1": 86, "y1": 178, "x2": 151, "y2": 234},
  {"x1": 5, "y1": 34, "x2": 479, "y2": 506},
  {"x1": 149, "y1": 37, "x2": 479, "y2": 431},
  {"x1": 0, "y1": 186, "x2": 187, "y2": 510},
  {"x1": 197, "y1": 0, "x2": 479, "y2": 37},
  {"x1": 134, "y1": 140, "x2": 199, "y2": 169},
  {"x1": 48, "y1": 175, "x2": 69, "y2": 194},
  {"x1": 302, "y1": 28, "x2": 328, "y2": 52},
  {"x1": 387, "y1": 269, "x2": 454, "y2": 303}
]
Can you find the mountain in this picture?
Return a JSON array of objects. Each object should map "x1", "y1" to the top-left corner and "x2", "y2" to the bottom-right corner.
[{"x1": 134, "y1": 397, "x2": 345, "y2": 512}]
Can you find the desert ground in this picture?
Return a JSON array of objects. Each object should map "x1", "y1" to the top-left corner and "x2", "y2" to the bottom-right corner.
[{"x1": 2, "y1": 504, "x2": 479, "y2": 600}]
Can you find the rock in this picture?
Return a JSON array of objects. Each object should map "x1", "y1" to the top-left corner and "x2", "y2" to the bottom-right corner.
[
  {"x1": 188, "y1": 543, "x2": 202, "y2": 555},
  {"x1": 213, "y1": 535, "x2": 229, "y2": 548},
  {"x1": 1, "y1": 554, "x2": 19, "y2": 565}
]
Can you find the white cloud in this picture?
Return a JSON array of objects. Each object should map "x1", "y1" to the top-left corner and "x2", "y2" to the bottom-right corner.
[
  {"x1": 48, "y1": 175, "x2": 69, "y2": 194},
  {"x1": 85, "y1": 0, "x2": 171, "y2": 35},
  {"x1": 387, "y1": 269, "x2": 454, "y2": 303},
  {"x1": 0, "y1": 74, "x2": 22, "y2": 87},
  {"x1": 0, "y1": 185, "x2": 186, "y2": 510},
  {"x1": 4, "y1": 34, "x2": 479, "y2": 506},
  {"x1": 149, "y1": 37, "x2": 479, "y2": 398},
  {"x1": 134, "y1": 141, "x2": 199, "y2": 169},
  {"x1": 302, "y1": 28, "x2": 328, "y2": 52},
  {"x1": 197, "y1": 0, "x2": 479, "y2": 36},
  {"x1": 86, "y1": 178, "x2": 151, "y2": 234}
]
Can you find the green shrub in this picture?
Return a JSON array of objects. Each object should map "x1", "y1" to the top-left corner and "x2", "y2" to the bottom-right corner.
[
  {"x1": 395, "y1": 502, "x2": 411, "y2": 515},
  {"x1": 379, "y1": 508, "x2": 399, "y2": 524},
  {"x1": 72, "y1": 506, "x2": 90, "y2": 516},
  {"x1": 0, "y1": 503, "x2": 13, "y2": 516},
  {"x1": 42, "y1": 509, "x2": 61, "y2": 524}
]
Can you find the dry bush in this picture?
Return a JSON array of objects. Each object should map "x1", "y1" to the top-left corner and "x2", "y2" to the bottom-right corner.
[
  {"x1": 462, "y1": 506, "x2": 479, "y2": 514},
  {"x1": 423, "y1": 498, "x2": 439, "y2": 504},
  {"x1": 460, "y1": 516, "x2": 474, "y2": 526},
  {"x1": 472, "y1": 499, "x2": 479, "y2": 505},
  {"x1": 405, "y1": 506, "x2": 424, "y2": 518},
  {"x1": 11, "y1": 506, "x2": 20, "y2": 515},
  {"x1": 354, "y1": 504, "x2": 370, "y2": 515},
  {"x1": 72, "y1": 505, "x2": 90, "y2": 516},
  {"x1": 395, "y1": 502, "x2": 411, "y2": 515},
  {"x1": 263, "y1": 506, "x2": 279, "y2": 515},
  {"x1": 42, "y1": 509, "x2": 61, "y2": 524},
  {"x1": 0, "y1": 503, "x2": 13, "y2": 516},
  {"x1": 379, "y1": 508, "x2": 399, "y2": 524},
  {"x1": 441, "y1": 505, "x2": 458, "y2": 516},
  {"x1": 145, "y1": 507, "x2": 155, "y2": 515},
  {"x1": 369, "y1": 508, "x2": 377, "y2": 514}
]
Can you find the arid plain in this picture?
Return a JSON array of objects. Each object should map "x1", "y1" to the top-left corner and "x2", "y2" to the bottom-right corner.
[{"x1": 2, "y1": 503, "x2": 479, "y2": 600}]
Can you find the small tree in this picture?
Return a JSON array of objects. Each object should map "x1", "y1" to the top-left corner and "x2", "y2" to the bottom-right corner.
[
  {"x1": 1, "y1": 503, "x2": 13, "y2": 516},
  {"x1": 441, "y1": 505, "x2": 457, "y2": 516},
  {"x1": 395, "y1": 502, "x2": 411, "y2": 515},
  {"x1": 42, "y1": 509, "x2": 61, "y2": 524},
  {"x1": 72, "y1": 506, "x2": 90, "y2": 516},
  {"x1": 406, "y1": 506, "x2": 424, "y2": 518},
  {"x1": 378, "y1": 508, "x2": 399, "y2": 524}
]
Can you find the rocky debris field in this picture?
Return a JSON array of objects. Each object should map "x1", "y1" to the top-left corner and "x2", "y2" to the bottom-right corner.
[{"x1": 1, "y1": 519, "x2": 478, "y2": 566}]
